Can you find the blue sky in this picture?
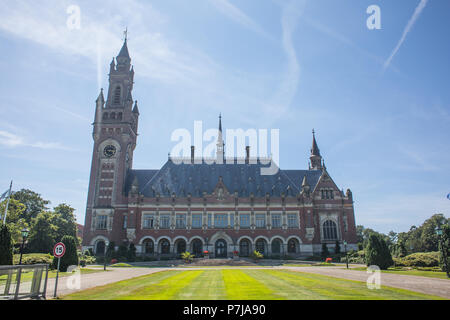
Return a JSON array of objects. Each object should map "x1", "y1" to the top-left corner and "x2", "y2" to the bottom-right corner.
[{"x1": 0, "y1": 0, "x2": 449, "y2": 233}]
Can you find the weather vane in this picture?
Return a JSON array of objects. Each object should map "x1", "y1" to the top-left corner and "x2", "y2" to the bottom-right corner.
[{"x1": 123, "y1": 27, "x2": 128, "y2": 41}]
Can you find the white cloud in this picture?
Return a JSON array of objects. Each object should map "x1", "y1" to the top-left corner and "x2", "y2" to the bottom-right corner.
[
  {"x1": 0, "y1": 130, "x2": 72, "y2": 151},
  {"x1": 383, "y1": 0, "x2": 429, "y2": 71},
  {"x1": 207, "y1": 0, "x2": 272, "y2": 40}
]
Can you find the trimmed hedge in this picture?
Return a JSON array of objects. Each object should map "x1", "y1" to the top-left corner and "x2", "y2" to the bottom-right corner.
[
  {"x1": 393, "y1": 252, "x2": 440, "y2": 268},
  {"x1": 13, "y1": 253, "x2": 54, "y2": 266}
]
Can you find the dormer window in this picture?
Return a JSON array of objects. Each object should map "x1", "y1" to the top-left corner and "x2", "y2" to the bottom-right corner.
[
  {"x1": 321, "y1": 189, "x2": 334, "y2": 200},
  {"x1": 113, "y1": 86, "x2": 121, "y2": 104}
]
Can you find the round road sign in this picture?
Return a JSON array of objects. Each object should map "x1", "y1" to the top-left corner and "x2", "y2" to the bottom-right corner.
[{"x1": 53, "y1": 242, "x2": 66, "y2": 258}]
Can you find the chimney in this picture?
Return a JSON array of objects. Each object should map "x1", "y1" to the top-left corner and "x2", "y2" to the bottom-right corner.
[
  {"x1": 245, "y1": 146, "x2": 250, "y2": 164},
  {"x1": 191, "y1": 146, "x2": 195, "y2": 164}
]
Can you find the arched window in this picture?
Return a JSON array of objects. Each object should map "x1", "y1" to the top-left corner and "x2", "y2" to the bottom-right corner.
[
  {"x1": 110, "y1": 112, "x2": 116, "y2": 120},
  {"x1": 323, "y1": 220, "x2": 338, "y2": 240},
  {"x1": 143, "y1": 239, "x2": 154, "y2": 254},
  {"x1": 114, "y1": 86, "x2": 121, "y2": 104},
  {"x1": 117, "y1": 112, "x2": 123, "y2": 120},
  {"x1": 255, "y1": 239, "x2": 266, "y2": 255},
  {"x1": 176, "y1": 240, "x2": 186, "y2": 254},
  {"x1": 160, "y1": 239, "x2": 170, "y2": 254},
  {"x1": 239, "y1": 239, "x2": 250, "y2": 257},
  {"x1": 192, "y1": 239, "x2": 203, "y2": 255},
  {"x1": 102, "y1": 113, "x2": 108, "y2": 120},
  {"x1": 288, "y1": 239, "x2": 297, "y2": 253},
  {"x1": 271, "y1": 239, "x2": 281, "y2": 254}
]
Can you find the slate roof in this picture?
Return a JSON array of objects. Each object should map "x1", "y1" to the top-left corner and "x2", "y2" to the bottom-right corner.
[{"x1": 125, "y1": 159, "x2": 322, "y2": 198}]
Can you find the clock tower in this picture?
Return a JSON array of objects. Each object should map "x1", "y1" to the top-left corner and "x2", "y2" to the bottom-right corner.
[{"x1": 84, "y1": 37, "x2": 139, "y2": 239}]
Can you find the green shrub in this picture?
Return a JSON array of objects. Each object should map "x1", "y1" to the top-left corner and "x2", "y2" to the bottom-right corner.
[
  {"x1": 13, "y1": 253, "x2": 53, "y2": 265},
  {"x1": 52, "y1": 235, "x2": 78, "y2": 272},
  {"x1": 365, "y1": 234, "x2": 393, "y2": 270},
  {"x1": 110, "y1": 262, "x2": 133, "y2": 267},
  {"x1": 394, "y1": 252, "x2": 440, "y2": 268},
  {"x1": 250, "y1": 250, "x2": 263, "y2": 260},
  {"x1": 0, "y1": 224, "x2": 13, "y2": 265},
  {"x1": 181, "y1": 252, "x2": 194, "y2": 263}
]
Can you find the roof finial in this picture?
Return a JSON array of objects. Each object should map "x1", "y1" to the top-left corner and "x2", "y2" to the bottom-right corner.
[{"x1": 123, "y1": 27, "x2": 128, "y2": 42}]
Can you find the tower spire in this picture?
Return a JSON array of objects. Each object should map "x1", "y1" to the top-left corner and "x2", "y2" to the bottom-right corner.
[
  {"x1": 216, "y1": 113, "x2": 224, "y2": 163},
  {"x1": 309, "y1": 129, "x2": 323, "y2": 170}
]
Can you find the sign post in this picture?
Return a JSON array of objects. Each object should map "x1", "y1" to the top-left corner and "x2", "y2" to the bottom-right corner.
[{"x1": 53, "y1": 242, "x2": 66, "y2": 298}]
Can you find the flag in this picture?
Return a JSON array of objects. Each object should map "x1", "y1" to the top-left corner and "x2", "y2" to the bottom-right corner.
[{"x1": 0, "y1": 189, "x2": 9, "y2": 201}]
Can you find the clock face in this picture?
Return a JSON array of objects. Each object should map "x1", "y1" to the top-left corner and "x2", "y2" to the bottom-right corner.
[{"x1": 103, "y1": 145, "x2": 116, "y2": 158}]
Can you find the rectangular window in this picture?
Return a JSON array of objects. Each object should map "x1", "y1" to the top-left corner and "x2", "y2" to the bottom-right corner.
[
  {"x1": 288, "y1": 214, "x2": 298, "y2": 228},
  {"x1": 123, "y1": 215, "x2": 127, "y2": 229},
  {"x1": 96, "y1": 215, "x2": 107, "y2": 230},
  {"x1": 208, "y1": 213, "x2": 212, "y2": 228},
  {"x1": 142, "y1": 214, "x2": 154, "y2": 229},
  {"x1": 160, "y1": 214, "x2": 170, "y2": 229},
  {"x1": 272, "y1": 214, "x2": 281, "y2": 228},
  {"x1": 240, "y1": 214, "x2": 250, "y2": 228},
  {"x1": 214, "y1": 214, "x2": 227, "y2": 228},
  {"x1": 230, "y1": 213, "x2": 234, "y2": 227},
  {"x1": 192, "y1": 214, "x2": 202, "y2": 229},
  {"x1": 255, "y1": 214, "x2": 266, "y2": 228},
  {"x1": 176, "y1": 214, "x2": 186, "y2": 229}
]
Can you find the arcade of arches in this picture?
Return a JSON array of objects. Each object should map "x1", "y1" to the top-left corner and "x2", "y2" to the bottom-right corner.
[{"x1": 93, "y1": 236, "x2": 303, "y2": 258}]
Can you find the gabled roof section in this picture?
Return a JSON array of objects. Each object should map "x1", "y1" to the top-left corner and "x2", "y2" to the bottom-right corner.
[{"x1": 125, "y1": 161, "x2": 324, "y2": 198}]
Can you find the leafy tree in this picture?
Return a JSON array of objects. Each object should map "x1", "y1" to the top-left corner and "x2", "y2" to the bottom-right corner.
[
  {"x1": 438, "y1": 224, "x2": 449, "y2": 274},
  {"x1": 52, "y1": 235, "x2": 78, "y2": 272},
  {"x1": 52, "y1": 204, "x2": 78, "y2": 245},
  {"x1": 0, "y1": 198, "x2": 29, "y2": 244},
  {"x1": 0, "y1": 224, "x2": 13, "y2": 265},
  {"x1": 365, "y1": 234, "x2": 393, "y2": 270},
  {"x1": 11, "y1": 189, "x2": 50, "y2": 224},
  {"x1": 27, "y1": 211, "x2": 57, "y2": 253}
]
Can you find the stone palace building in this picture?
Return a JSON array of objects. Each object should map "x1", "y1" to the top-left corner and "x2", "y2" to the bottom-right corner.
[{"x1": 82, "y1": 39, "x2": 358, "y2": 258}]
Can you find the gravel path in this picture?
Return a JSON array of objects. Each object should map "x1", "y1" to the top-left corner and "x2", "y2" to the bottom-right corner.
[{"x1": 50, "y1": 266, "x2": 450, "y2": 299}]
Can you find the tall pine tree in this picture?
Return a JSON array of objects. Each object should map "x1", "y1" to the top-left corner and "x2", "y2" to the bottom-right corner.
[{"x1": 0, "y1": 224, "x2": 13, "y2": 265}]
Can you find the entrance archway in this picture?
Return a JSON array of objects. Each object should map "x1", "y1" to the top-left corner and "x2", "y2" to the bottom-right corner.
[
  {"x1": 95, "y1": 240, "x2": 105, "y2": 255},
  {"x1": 215, "y1": 239, "x2": 227, "y2": 258},
  {"x1": 239, "y1": 239, "x2": 251, "y2": 257}
]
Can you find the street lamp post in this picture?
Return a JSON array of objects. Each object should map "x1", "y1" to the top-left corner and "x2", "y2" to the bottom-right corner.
[
  {"x1": 343, "y1": 240, "x2": 348, "y2": 269},
  {"x1": 104, "y1": 240, "x2": 109, "y2": 271},
  {"x1": 435, "y1": 222, "x2": 449, "y2": 278},
  {"x1": 19, "y1": 228, "x2": 29, "y2": 265}
]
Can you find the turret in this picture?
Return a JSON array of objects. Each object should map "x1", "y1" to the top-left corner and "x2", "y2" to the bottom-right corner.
[{"x1": 309, "y1": 129, "x2": 323, "y2": 170}]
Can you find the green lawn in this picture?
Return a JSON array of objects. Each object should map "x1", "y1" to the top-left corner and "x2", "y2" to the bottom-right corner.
[
  {"x1": 0, "y1": 268, "x2": 105, "y2": 284},
  {"x1": 350, "y1": 267, "x2": 449, "y2": 280},
  {"x1": 62, "y1": 269, "x2": 444, "y2": 300}
]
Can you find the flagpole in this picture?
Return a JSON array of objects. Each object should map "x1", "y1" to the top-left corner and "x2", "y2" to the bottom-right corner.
[{"x1": 3, "y1": 180, "x2": 12, "y2": 224}]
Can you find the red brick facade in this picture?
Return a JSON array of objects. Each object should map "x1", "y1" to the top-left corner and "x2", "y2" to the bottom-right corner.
[{"x1": 82, "y1": 40, "x2": 358, "y2": 258}]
